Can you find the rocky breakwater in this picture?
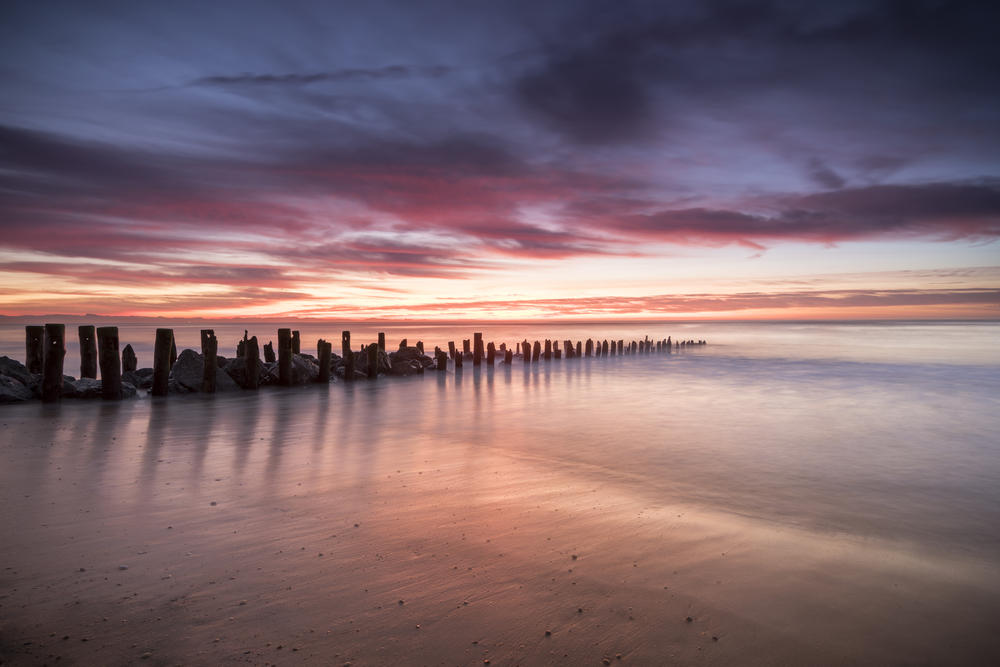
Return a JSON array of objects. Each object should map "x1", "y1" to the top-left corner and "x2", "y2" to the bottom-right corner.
[{"x1": 0, "y1": 356, "x2": 138, "y2": 403}]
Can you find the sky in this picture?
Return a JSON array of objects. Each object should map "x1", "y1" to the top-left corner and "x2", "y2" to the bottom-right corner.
[{"x1": 1, "y1": 0, "x2": 998, "y2": 320}]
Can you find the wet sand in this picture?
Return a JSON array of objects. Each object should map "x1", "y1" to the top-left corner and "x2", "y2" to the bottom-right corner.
[{"x1": 2, "y1": 384, "x2": 999, "y2": 665}]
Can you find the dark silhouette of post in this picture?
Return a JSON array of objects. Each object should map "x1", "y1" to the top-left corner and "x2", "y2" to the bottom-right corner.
[
  {"x1": 96, "y1": 326, "x2": 121, "y2": 400},
  {"x1": 278, "y1": 328, "x2": 292, "y2": 386},
  {"x1": 152, "y1": 328, "x2": 173, "y2": 397},
  {"x1": 41, "y1": 324, "x2": 65, "y2": 403},
  {"x1": 521, "y1": 340, "x2": 531, "y2": 363},
  {"x1": 122, "y1": 343, "x2": 137, "y2": 372},
  {"x1": 78, "y1": 325, "x2": 97, "y2": 379},
  {"x1": 463, "y1": 339, "x2": 471, "y2": 357},
  {"x1": 544, "y1": 339, "x2": 551, "y2": 361},
  {"x1": 169, "y1": 338, "x2": 177, "y2": 369},
  {"x1": 448, "y1": 341, "x2": 456, "y2": 360},
  {"x1": 367, "y1": 343, "x2": 378, "y2": 380},
  {"x1": 378, "y1": 332, "x2": 385, "y2": 352},
  {"x1": 416, "y1": 341, "x2": 424, "y2": 354},
  {"x1": 342, "y1": 331, "x2": 354, "y2": 382},
  {"x1": 473, "y1": 332, "x2": 483, "y2": 366},
  {"x1": 576, "y1": 341, "x2": 582, "y2": 357},
  {"x1": 532, "y1": 341, "x2": 541, "y2": 362},
  {"x1": 564, "y1": 340, "x2": 573, "y2": 359},
  {"x1": 25, "y1": 325, "x2": 43, "y2": 373},
  {"x1": 291, "y1": 330, "x2": 300, "y2": 354},
  {"x1": 246, "y1": 336, "x2": 260, "y2": 390},
  {"x1": 317, "y1": 340, "x2": 331, "y2": 383},
  {"x1": 264, "y1": 341, "x2": 275, "y2": 363},
  {"x1": 486, "y1": 341, "x2": 495, "y2": 365},
  {"x1": 617, "y1": 340, "x2": 624, "y2": 355},
  {"x1": 602, "y1": 340, "x2": 609, "y2": 356},
  {"x1": 201, "y1": 329, "x2": 217, "y2": 393},
  {"x1": 454, "y1": 349, "x2": 463, "y2": 369},
  {"x1": 436, "y1": 350, "x2": 447, "y2": 371},
  {"x1": 504, "y1": 349, "x2": 513, "y2": 364}
]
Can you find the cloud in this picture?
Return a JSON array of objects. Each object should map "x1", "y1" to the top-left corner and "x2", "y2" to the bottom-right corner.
[{"x1": 191, "y1": 65, "x2": 452, "y2": 87}]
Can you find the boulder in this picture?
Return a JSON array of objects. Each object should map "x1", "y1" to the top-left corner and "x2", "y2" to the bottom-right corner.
[
  {"x1": 0, "y1": 356, "x2": 35, "y2": 386},
  {"x1": 123, "y1": 368, "x2": 154, "y2": 390},
  {"x1": 290, "y1": 354, "x2": 319, "y2": 384},
  {"x1": 389, "y1": 346, "x2": 435, "y2": 373},
  {"x1": 224, "y1": 356, "x2": 268, "y2": 389},
  {"x1": 0, "y1": 375, "x2": 32, "y2": 403},
  {"x1": 353, "y1": 348, "x2": 391, "y2": 377},
  {"x1": 122, "y1": 344, "x2": 137, "y2": 372},
  {"x1": 67, "y1": 377, "x2": 103, "y2": 399},
  {"x1": 170, "y1": 349, "x2": 203, "y2": 392}
]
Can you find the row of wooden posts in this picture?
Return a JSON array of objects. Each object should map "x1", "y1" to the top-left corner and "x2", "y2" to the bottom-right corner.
[{"x1": 23, "y1": 324, "x2": 705, "y2": 403}]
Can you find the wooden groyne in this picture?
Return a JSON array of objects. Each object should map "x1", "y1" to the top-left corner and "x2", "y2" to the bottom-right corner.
[{"x1": 0, "y1": 324, "x2": 707, "y2": 403}]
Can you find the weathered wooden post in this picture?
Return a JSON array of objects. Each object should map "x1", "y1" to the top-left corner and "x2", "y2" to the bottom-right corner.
[
  {"x1": 504, "y1": 349, "x2": 513, "y2": 364},
  {"x1": 436, "y1": 350, "x2": 447, "y2": 371},
  {"x1": 200, "y1": 329, "x2": 217, "y2": 393},
  {"x1": 544, "y1": 339, "x2": 552, "y2": 360},
  {"x1": 41, "y1": 324, "x2": 65, "y2": 403},
  {"x1": 416, "y1": 341, "x2": 424, "y2": 354},
  {"x1": 78, "y1": 325, "x2": 97, "y2": 379},
  {"x1": 25, "y1": 325, "x2": 44, "y2": 373},
  {"x1": 169, "y1": 338, "x2": 177, "y2": 369},
  {"x1": 522, "y1": 340, "x2": 531, "y2": 363},
  {"x1": 602, "y1": 340, "x2": 609, "y2": 356},
  {"x1": 317, "y1": 340, "x2": 331, "y2": 383},
  {"x1": 342, "y1": 331, "x2": 354, "y2": 382},
  {"x1": 448, "y1": 341, "x2": 456, "y2": 360},
  {"x1": 564, "y1": 340, "x2": 573, "y2": 359},
  {"x1": 378, "y1": 332, "x2": 386, "y2": 352},
  {"x1": 263, "y1": 341, "x2": 275, "y2": 363},
  {"x1": 617, "y1": 340, "x2": 623, "y2": 355},
  {"x1": 367, "y1": 343, "x2": 379, "y2": 380},
  {"x1": 278, "y1": 328, "x2": 292, "y2": 386},
  {"x1": 290, "y1": 330, "x2": 300, "y2": 355},
  {"x1": 575, "y1": 341, "x2": 582, "y2": 357},
  {"x1": 152, "y1": 328, "x2": 173, "y2": 397},
  {"x1": 96, "y1": 326, "x2": 121, "y2": 400},
  {"x1": 122, "y1": 344, "x2": 137, "y2": 372},
  {"x1": 463, "y1": 339, "x2": 471, "y2": 357},
  {"x1": 532, "y1": 341, "x2": 541, "y2": 362},
  {"x1": 454, "y1": 349, "x2": 463, "y2": 369},
  {"x1": 486, "y1": 341, "x2": 495, "y2": 365},
  {"x1": 242, "y1": 336, "x2": 258, "y2": 389},
  {"x1": 236, "y1": 339, "x2": 246, "y2": 357},
  {"x1": 473, "y1": 332, "x2": 483, "y2": 366}
]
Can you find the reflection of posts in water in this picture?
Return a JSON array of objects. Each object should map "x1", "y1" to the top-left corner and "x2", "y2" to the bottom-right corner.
[
  {"x1": 278, "y1": 328, "x2": 292, "y2": 386},
  {"x1": 152, "y1": 328, "x2": 173, "y2": 397},
  {"x1": 97, "y1": 326, "x2": 121, "y2": 400},
  {"x1": 25, "y1": 325, "x2": 44, "y2": 374},
  {"x1": 42, "y1": 323, "x2": 66, "y2": 403},
  {"x1": 201, "y1": 329, "x2": 218, "y2": 393},
  {"x1": 79, "y1": 325, "x2": 97, "y2": 379}
]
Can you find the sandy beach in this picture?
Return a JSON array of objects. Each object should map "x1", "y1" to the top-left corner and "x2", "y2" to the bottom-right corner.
[{"x1": 3, "y1": 368, "x2": 999, "y2": 666}]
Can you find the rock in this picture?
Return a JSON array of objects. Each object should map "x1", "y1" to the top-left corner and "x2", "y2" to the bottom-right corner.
[
  {"x1": 353, "y1": 348, "x2": 391, "y2": 377},
  {"x1": 121, "y1": 382, "x2": 138, "y2": 399},
  {"x1": 0, "y1": 375, "x2": 33, "y2": 403},
  {"x1": 388, "y1": 346, "x2": 434, "y2": 376},
  {"x1": 123, "y1": 368, "x2": 154, "y2": 390},
  {"x1": 224, "y1": 356, "x2": 269, "y2": 389},
  {"x1": 0, "y1": 356, "x2": 35, "y2": 385},
  {"x1": 169, "y1": 349, "x2": 203, "y2": 392},
  {"x1": 289, "y1": 354, "x2": 319, "y2": 384},
  {"x1": 68, "y1": 378, "x2": 103, "y2": 399}
]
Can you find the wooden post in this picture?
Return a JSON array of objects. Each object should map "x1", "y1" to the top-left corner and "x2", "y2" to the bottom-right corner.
[
  {"x1": 96, "y1": 326, "x2": 121, "y2": 400},
  {"x1": 416, "y1": 341, "x2": 424, "y2": 354},
  {"x1": 291, "y1": 330, "x2": 300, "y2": 354},
  {"x1": 378, "y1": 332, "x2": 386, "y2": 352},
  {"x1": 78, "y1": 325, "x2": 97, "y2": 379},
  {"x1": 564, "y1": 340, "x2": 573, "y2": 359},
  {"x1": 504, "y1": 349, "x2": 513, "y2": 364},
  {"x1": 122, "y1": 344, "x2": 137, "y2": 372},
  {"x1": 25, "y1": 325, "x2": 44, "y2": 374},
  {"x1": 436, "y1": 350, "x2": 447, "y2": 371},
  {"x1": 237, "y1": 339, "x2": 246, "y2": 358},
  {"x1": 454, "y1": 349, "x2": 463, "y2": 369},
  {"x1": 264, "y1": 341, "x2": 275, "y2": 363},
  {"x1": 448, "y1": 341, "x2": 456, "y2": 360},
  {"x1": 602, "y1": 340, "x2": 609, "y2": 356},
  {"x1": 201, "y1": 329, "x2": 217, "y2": 393},
  {"x1": 169, "y1": 338, "x2": 177, "y2": 369},
  {"x1": 41, "y1": 324, "x2": 65, "y2": 403},
  {"x1": 667, "y1": 336, "x2": 672, "y2": 352},
  {"x1": 317, "y1": 340, "x2": 331, "y2": 383},
  {"x1": 575, "y1": 341, "x2": 582, "y2": 357},
  {"x1": 486, "y1": 341, "x2": 495, "y2": 365},
  {"x1": 544, "y1": 339, "x2": 551, "y2": 361},
  {"x1": 244, "y1": 336, "x2": 259, "y2": 390},
  {"x1": 532, "y1": 341, "x2": 541, "y2": 362},
  {"x1": 617, "y1": 340, "x2": 623, "y2": 355},
  {"x1": 278, "y1": 328, "x2": 292, "y2": 386},
  {"x1": 342, "y1": 331, "x2": 354, "y2": 382},
  {"x1": 367, "y1": 343, "x2": 379, "y2": 380},
  {"x1": 473, "y1": 333, "x2": 483, "y2": 366},
  {"x1": 522, "y1": 340, "x2": 531, "y2": 363},
  {"x1": 152, "y1": 328, "x2": 173, "y2": 397}
]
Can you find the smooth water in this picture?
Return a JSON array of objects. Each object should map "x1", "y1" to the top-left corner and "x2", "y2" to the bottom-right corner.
[{"x1": 3, "y1": 320, "x2": 999, "y2": 560}]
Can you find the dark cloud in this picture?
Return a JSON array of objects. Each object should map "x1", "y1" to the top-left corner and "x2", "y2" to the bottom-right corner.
[
  {"x1": 807, "y1": 159, "x2": 846, "y2": 190},
  {"x1": 192, "y1": 65, "x2": 452, "y2": 87}
]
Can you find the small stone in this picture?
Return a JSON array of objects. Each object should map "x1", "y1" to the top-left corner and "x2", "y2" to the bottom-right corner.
[{"x1": 685, "y1": 616, "x2": 693, "y2": 623}]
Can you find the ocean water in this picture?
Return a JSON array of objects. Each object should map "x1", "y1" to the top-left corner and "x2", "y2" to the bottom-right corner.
[{"x1": 2, "y1": 320, "x2": 998, "y2": 559}]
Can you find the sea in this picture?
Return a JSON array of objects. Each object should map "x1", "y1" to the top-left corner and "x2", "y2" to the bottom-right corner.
[{"x1": 1, "y1": 319, "x2": 998, "y2": 560}]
